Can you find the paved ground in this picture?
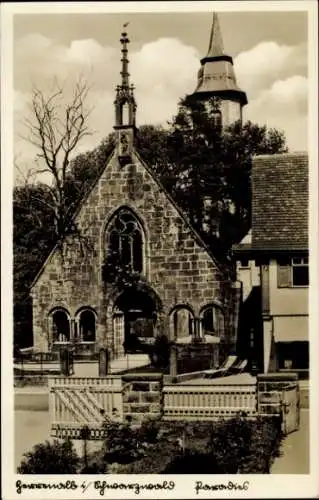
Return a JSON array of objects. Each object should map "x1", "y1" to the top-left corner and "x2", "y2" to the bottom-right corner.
[
  {"x1": 14, "y1": 354, "x2": 150, "y2": 377},
  {"x1": 181, "y1": 372, "x2": 257, "y2": 385},
  {"x1": 15, "y1": 410, "x2": 51, "y2": 471},
  {"x1": 271, "y1": 409, "x2": 309, "y2": 474}
]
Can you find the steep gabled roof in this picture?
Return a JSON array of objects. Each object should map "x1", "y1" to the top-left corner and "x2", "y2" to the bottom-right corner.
[
  {"x1": 251, "y1": 152, "x2": 308, "y2": 252},
  {"x1": 134, "y1": 149, "x2": 230, "y2": 277},
  {"x1": 31, "y1": 146, "x2": 231, "y2": 289}
]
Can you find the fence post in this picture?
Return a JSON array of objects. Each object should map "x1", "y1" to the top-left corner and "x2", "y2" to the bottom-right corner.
[
  {"x1": 99, "y1": 348, "x2": 109, "y2": 377},
  {"x1": 60, "y1": 348, "x2": 71, "y2": 376},
  {"x1": 170, "y1": 345, "x2": 177, "y2": 377}
]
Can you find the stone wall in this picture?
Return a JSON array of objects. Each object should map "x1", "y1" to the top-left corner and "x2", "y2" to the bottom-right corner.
[
  {"x1": 31, "y1": 148, "x2": 233, "y2": 354},
  {"x1": 122, "y1": 373, "x2": 163, "y2": 424}
]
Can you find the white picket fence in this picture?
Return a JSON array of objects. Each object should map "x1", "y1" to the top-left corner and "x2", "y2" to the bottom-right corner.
[
  {"x1": 49, "y1": 376, "x2": 123, "y2": 439},
  {"x1": 49, "y1": 374, "x2": 259, "y2": 439},
  {"x1": 163, "y1": 384, "x2": 257, "y2": 420}
]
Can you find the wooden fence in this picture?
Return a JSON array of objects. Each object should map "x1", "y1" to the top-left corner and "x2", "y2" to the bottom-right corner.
[
  {"x1": 163, "y1": 384, "x2": 257, "y2": 420},
  {"x1": 49, "y1": 376, "x2": 123, "y2": 439},
  {"x1": 48, "y1": 374, "x2": 299, "y2": 439}
]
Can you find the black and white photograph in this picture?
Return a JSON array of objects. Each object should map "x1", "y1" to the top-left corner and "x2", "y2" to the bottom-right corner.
[{"x1": 1, "y1": 1, "x2": 318, "y2": 498}]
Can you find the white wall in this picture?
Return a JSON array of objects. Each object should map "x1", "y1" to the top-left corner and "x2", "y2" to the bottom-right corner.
[
  {"x1": 237, "y1": 260, "x2": 260, "y2": 301},
  {"x1": 269, "y1": 259, "x2": 308, "y2": 316},
  {"x1": 221, "y1": 100, "x2": 241, "y2": 127}
]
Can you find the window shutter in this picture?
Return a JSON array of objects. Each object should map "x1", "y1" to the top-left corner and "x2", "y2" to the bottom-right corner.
[{"x1": 277, "y1": 264, "x2": 292, "y2": 288}]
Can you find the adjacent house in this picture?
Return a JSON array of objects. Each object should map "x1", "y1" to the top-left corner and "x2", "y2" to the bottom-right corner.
[{"x1": 234, "y1": 152, "x2": 309, "y2": 373}]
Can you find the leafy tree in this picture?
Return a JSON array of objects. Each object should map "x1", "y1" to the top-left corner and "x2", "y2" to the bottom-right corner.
[
  {"x1": 17, "y1": 439, "x2": 79, "y2": 474},
  {"x1": 13, "y1": 183, "x2": 56, "y2": 346},
  {"x1": 13, "y1": 131, "x2": 114, "y2": 346},
  {"x1": 136, "y1": 97, "x2": 288, "y2": 259},
  {"x1": 13, "y1": 88, "x2": 287, "y2": 346}
]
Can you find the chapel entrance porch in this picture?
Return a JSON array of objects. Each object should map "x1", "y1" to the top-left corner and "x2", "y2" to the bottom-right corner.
[{"x1": 112, "y1": 288, "x2": 158, "y2": 357}]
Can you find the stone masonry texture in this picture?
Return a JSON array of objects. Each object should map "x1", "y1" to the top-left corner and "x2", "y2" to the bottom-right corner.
[{"x1": 31, "y1": 148, "x2": 233, "y2": 354}]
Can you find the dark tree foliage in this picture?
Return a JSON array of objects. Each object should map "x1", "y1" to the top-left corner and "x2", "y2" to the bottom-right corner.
[
  {"x1": 17, "y1": 439, "x2": 79, "y2": 474},
  {"x1": 13, "y1": 92, "x2": 287, "y2": 346},
  {"x1": 13, "y1": 135, "x2": 114, "y2": 346},
  {"x1": 14, "y1": 184, "x2": 56, "y2": 346},
  {"x1": 136, "y1": 96, "x2": 288, "y2": 260}
]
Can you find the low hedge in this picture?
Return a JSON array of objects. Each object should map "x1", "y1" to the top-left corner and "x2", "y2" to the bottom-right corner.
[
  {"x1": 107, "y1": 414, "x2": 283, "y2": 474},
  {"x1": 163, "y1": 415, "x2": 283, "y2": 474},
  {"x1": 22, "y1": 415, "x2": 282, "y2": 474}
]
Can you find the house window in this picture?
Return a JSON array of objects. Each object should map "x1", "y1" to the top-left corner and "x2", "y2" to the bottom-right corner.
[
  {"x1": 277, "y1": 257, "x2": 309, "y2": 288},
  {"x1": 107, "y1": 209, "x2": 143, "y2": 273},
  {"x1": 292, "y1": 257, "x2": 309, "y2": 286},
  {"x1": 212, "y1": 110, "x2": 222, "y2": 130},
  {"x1": 239, "y1": 259, "x2": 249, "y2": 268}
]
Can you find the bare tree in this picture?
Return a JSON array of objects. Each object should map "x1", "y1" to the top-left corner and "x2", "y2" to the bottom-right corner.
[{"x1": 22, "y1": 78, "x2": 93, "y2": 255}]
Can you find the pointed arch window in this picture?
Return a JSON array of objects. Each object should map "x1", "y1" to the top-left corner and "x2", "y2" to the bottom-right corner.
[{"x1": 107, "y1": 209, "x2": 144, "y2": 274}]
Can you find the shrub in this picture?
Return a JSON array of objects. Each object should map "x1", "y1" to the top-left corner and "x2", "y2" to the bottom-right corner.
[
  {"x1": 149, "y1": 334, "x2": 171, "y2": 368},
  {"x1": 204, "y1": 414, "x2": 283, "y2": 474},
  {"x1": 137, "y1": 417, "x2": 161, "y2": 444},
  {"x1": 115, "y1": 440, "x2": 179, "y2": 474},
  {"x1": 240, "y1": 416, "x2": 283, "y2": 473},
  {"x1": 17, "y1": 439, "x2": 79, "y2": 474},
  {"x1": 101, "y1": 420, "x2": 143, "y2": 464}
]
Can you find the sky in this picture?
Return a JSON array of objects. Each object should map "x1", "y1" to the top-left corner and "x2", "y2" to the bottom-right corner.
[{"x1": 13, "y1": 7, "x2": 309, "y2": 183}]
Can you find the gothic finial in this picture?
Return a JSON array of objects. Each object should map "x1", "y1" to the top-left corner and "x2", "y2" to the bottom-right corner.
[{"x1": 114, "y1": 23, "x2": 137, "y2": 132}]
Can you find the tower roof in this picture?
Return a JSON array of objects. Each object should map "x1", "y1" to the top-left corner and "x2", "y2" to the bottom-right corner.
[
  {"x1": 191, "y1": 13, "x2": 248, "y2": 106},
  {"x1": 205, "y1": 11, "x2": 224, "y2": 58}
]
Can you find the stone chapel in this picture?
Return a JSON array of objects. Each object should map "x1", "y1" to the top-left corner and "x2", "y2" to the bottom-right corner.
[{"x1": 30, "y1": 14, "x2": 247, "y2": 361}]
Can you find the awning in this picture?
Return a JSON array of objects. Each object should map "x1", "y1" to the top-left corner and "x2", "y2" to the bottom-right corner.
[{"x1": 273, "y1": 316, "x2": 308, "y2": 342}]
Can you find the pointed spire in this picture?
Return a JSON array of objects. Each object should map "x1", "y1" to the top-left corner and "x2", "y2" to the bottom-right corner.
[
  {"x1": 189, "y1": 12, "x2": 248, "y2": 126},
  {"x1": 114, "y1": 24, "x2": 137, "y2": 129},
  {"x1": 206, "y1": 12, "x2": 224, "y2": 58},
  {"x1": 120, "y1": 29, "x2": 130, "y2": 88},
  {"x1": 114, "y1": 24, "x2": 137, "y2": 163}
]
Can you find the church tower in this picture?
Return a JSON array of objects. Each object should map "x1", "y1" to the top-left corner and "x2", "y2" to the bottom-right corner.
[
  {"x1": 190, "y1": 13, "x2": 247, "y2": 128},
  {"x1": 114, "y1": 26, "x2": 137, "y2": 164}
]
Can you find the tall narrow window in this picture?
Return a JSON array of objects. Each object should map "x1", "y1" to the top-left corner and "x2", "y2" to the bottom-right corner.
[
  {"x1": 292, "y1": 257, "x2": 309, "y2": 286},
  {"x1": 79, "y1": 310, "x2": 96, "y2": 342},
  {"x1": 52, "y1": 310, "x2": 70, "y2": 342},
  {"x1": 107, "y1": 209, "x2": 143, "y2": 273}
]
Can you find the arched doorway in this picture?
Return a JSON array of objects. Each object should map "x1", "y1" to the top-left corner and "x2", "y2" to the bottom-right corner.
[{"x1": 113, "y1": 288, "x2": 157, "y2": 356}]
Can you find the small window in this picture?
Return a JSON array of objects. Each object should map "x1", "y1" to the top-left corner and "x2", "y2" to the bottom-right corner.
[
  {"x1": 212, "y1": 110, "x2": 222, "y2": 129},
  {"x1": 292, "y1": 258, "x2": 309, "y2": 286},
  {"x1": 284, "y1": 359, "x2": 293, "y2": 370},
  {"x1": 239, "y1": 259, "x2": 249, "y2": 268},
  {"x1": 277, "y1": 256, "x2": 309, "y2": 288}
]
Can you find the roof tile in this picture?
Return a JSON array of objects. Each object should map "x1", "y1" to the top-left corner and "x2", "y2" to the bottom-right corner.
[{"x1": 251, "y1": 152, "x2": 308, "y2": 251}]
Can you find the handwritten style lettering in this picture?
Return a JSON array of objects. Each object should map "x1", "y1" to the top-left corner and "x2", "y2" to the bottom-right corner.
[
  {"x1": 16, "y1": 480, "x2": 78, "y2": 494},
  {"x1": 195, "y1": 480, "x2": 250, "y2": 494},
  {"x1": 94, "y1": 480, "x2": 175, "y2": 496}
]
